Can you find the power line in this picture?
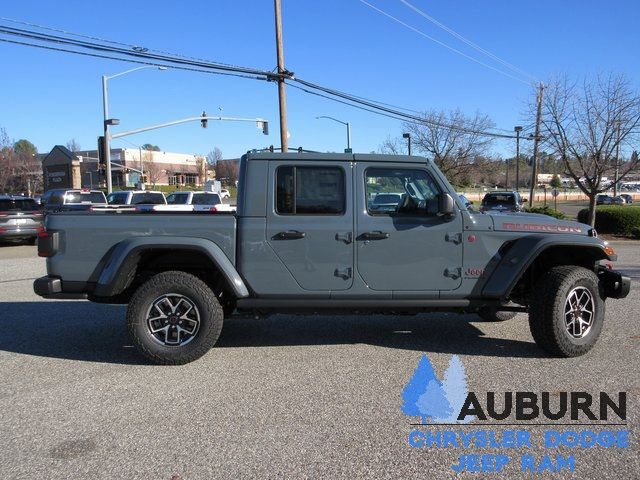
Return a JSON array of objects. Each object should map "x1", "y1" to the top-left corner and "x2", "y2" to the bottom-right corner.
[
  {"x1": 358, "y1": 0, "x2": 531, "y2": 85},
  {"x1": 0, "y1": 37, "x2": 267, "y2": 81},
  {"x1": 0, "y1": 19, "x2": 524, "y2": 140},
  {"x1": 397, "y1": 0, "x2": 538, "y2": 82}
]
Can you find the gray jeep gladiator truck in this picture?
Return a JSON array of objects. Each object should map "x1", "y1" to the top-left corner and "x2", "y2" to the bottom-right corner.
[{"x1": 34, "y1": 152, "x2": 630, "y2": 364}]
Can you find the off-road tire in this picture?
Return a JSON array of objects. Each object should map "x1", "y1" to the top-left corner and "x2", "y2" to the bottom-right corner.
[
  {"x1": 477, "y1": 307, "x2": 517, "y2": 322},
  {"x1": 529, "y1": 265, "x2": 605, "y2": 357},
  {"x1": 127, "y1": 271, "x2": 223, "y2": 365}
]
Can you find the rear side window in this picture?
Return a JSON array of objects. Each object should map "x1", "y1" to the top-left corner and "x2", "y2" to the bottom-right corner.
[
  {"x1": 167, "y1": 193, "x2": 190, "y2": 205},
  {"x1": 192, "y1": 193, "x2": 221, "y2": 205},
  {"x1": 0, "y1": 199, "x2": 39, "y2": 211},
  {"x1": 132, "y1": 193, "x2": 165, "y2": 205},
  {"x1": 106, "y1": 192, "x2": 129, "y2": 205},
  {"x1": 276, "y1": 166, "x2": 345, "y2": 215}
]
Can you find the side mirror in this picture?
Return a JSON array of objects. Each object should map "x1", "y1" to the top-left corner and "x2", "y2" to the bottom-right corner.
[{"x1": 438, "y1": 193, "x2": 455, "y2": 218}]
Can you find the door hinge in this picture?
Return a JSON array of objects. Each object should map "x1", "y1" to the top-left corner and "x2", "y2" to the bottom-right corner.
[
  {"x1": 335, "y1": 232, "x2": 353, "y2": 244},
  {"x1": 444, "y1": 267, "x2": 462, "y2": 279},
  {"x1": 334, "y1": 267, "x2": 352, "y2": 280},
  {"x1": 445, "y1": 232, "x2": 463, "y2": 244}
]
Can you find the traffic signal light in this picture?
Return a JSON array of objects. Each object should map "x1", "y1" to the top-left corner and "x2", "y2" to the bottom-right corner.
[
  {"x1": 201, "y1": 111, "x2": 208, "y2": 128},
  {"x1": 97, "y1": 136, "x2": 106, "y2": 167}
]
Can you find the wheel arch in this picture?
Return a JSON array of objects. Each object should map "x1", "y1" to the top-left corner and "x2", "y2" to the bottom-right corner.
[
  {"x1": 481, "y1": 235, "x2": 612, "y2": 303},
  {"x1": 91, "y1": 237, "x2": 249, "y2": 300}
]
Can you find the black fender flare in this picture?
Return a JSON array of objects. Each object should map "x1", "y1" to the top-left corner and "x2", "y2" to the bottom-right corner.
[
  {"x1": 481, "y1": 234, "x2": 612, "y2": 300},
  {"x1": 91, "y1": 236, "x2": 249, "y2": 298}
]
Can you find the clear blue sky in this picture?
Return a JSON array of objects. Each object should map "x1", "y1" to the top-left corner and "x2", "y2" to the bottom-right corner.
[{"x1": 1, "y1": 0, "x2": 638, "y2": 159}]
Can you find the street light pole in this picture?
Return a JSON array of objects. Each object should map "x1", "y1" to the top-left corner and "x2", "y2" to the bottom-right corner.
[
  {"x1": 101, "y1": 66, "x2": 167, "y2": 193},
  {"x1": 514, "y1": 126, "x2": 523, "y2": 192},
  {"x1": 402, "y1": 133, "x2": 412, "y2": 156},
  {"x1": 102, "y1": 75, "x2": 112, "y2": 194},
  {"x1": 316, "y1": 116, "x2": 351, "y2": 152}
]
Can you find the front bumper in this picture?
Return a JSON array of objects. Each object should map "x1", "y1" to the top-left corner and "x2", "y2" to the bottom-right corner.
[
  {"x1": 597, "y1": 268, "x2": 631, "y2": 299},
  {"x1": 33, "y1": 276, "x2": 88, "y2": 299}
]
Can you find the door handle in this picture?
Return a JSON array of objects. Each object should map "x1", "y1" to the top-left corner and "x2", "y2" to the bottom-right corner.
[
  {"x1": 359, "y1": 231, "x2": 390, "y2": 240},
  {"x1": 273, "y1": 230, "x2": 306, "y2": 240}
]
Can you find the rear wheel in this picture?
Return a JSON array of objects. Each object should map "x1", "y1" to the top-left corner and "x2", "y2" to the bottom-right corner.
[
  {"x1": 477, "y1": 307, "x2": 517, "y2": 322},
  {"x1": 127, "y1": 271, "x2": 223, "y2": 365},
  {"x1": 529, "y1": 265, "x2": 604, "y2": 357}
]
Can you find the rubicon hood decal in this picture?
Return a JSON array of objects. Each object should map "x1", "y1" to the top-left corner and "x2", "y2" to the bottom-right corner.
[{"x1": 500, "y1": 222, "x2": 583, "y2": 234}]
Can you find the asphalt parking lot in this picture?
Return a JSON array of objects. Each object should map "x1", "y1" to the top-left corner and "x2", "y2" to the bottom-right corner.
[{"x1": 0, "y1": 244, "x2": 638, "y2": 479}]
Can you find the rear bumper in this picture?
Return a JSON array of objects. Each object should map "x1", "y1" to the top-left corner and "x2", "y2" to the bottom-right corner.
[
  {"x1": 33, "y1": 276, "x2": 88, "y2": 299},
  {"x1": 597, "y1": 268, "x2": 631, "y2": 299},
  {"x1": 0, "y1": 227, "x2": 40, "y2": 239}
]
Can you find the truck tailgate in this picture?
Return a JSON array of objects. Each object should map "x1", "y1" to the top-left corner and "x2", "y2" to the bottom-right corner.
[{"x1": 44, "y1": 212, "x2": 236, "y2": 282}]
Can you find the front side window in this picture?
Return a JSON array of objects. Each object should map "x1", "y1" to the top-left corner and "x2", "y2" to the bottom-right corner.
[
  {"x1": 132, "y1": 193, "x2": 165, "y2": 205},
  {"x1": 106, "y1": 192, "x2": 129, "y2": 205},
  {"x1": 365, "y1": 168, "x2": 440, "y2": 215},
  {"x1": 276, "y1": 166, "x2": 345, "y2": 215},
  {"x1": 166, "y1": 193, "x2": 190, "y2": 205}
]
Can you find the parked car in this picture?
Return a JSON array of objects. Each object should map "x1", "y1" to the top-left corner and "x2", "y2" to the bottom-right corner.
[
  {"x1": 596, "y1": 194, "x2": 613, "y2": 205},
  {"x1": 105, "y1": 190, "x2": 166, "y2": 206},
  {"x1": 150, "y1": 191, "x2": 235, "y2": 212},
  {"x1": 34, "y1": 152, "x2": 629, "y2": 364},
  {"x1": 611, "y1": 196, "x2": 626, "y2": 205},
  {"x1": 0, "y1": 195, "x2": 43, "y2": 244},
  {"x1": 41, "y1": 189, "x2": 107, "y2": 213},
  {"x1": 458, "y1": 194, "x2": 473, "y2": 209},
  {"x1": 219, "y1": 189, "x2": 231, "y2": 199},
  {"x1": 480, "y1": 191, "x2": 524, "y2": 213},
  {"x1": 369, "y1": 192, "x2": 403, "y2": 213},
  {"x1": 620, "y1": 194, "x2": 634, "y2": 204}
]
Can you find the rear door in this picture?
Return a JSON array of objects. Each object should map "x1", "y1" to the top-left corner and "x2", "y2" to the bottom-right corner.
[
  {"x1": 266, "y1": 160, "x2": 354, "y2": 291},
  {"x1": 355, "y1": 162, "x2": 463, "y2": 291}
]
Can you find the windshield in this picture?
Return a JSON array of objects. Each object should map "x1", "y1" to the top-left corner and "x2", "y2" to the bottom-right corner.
[
  {"x1": 0, "y1": 199, "x2": 40, "y2": 211},
  {"x1": 483, "y1": 194, "x2": 516, "y2": 206},
  {"x1": 64, "y1": 192, "x2": 106, "y2": 204}
]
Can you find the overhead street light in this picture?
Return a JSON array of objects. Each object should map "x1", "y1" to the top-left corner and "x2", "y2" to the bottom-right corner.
[
  {"x1": 102, "y1": 65, "x2": 167, "y2": 193},
  {"x1": 402, "y1": 133, "x2": 412, "y2": 156},
  {"x1": 316, "y1": 116, "x2": 351, "y2": 153}
]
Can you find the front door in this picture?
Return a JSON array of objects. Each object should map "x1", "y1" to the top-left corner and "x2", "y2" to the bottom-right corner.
[
  {"x1": 266, "y1": 161, "x2": 354, "y2": 291},
  {"x1": 355, "y1": 162, "x2": 463, "y2": 291}
]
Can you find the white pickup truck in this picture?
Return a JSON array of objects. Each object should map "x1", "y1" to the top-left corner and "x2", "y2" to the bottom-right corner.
[{"x1": 148, "y1": 191, "x2": 235, "y2": 212}]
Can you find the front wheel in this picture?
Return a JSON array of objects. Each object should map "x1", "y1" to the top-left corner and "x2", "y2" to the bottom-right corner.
[
  {"x1": 529, "y1": 266, "x2": 605, "y2": 357},
  {"x1": 127, "y1": 271, "x2": 224, "y2": 365}
]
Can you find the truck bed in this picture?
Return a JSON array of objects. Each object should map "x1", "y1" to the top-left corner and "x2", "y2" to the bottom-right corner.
[{"x1": 44, "y1": 211, "x2": 236, "y2": 284}]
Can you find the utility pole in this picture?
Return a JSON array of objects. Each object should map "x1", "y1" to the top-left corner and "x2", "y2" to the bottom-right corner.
[
  {"x1": 529, "y1": 83, "x2": 544, "y2": 207},
  {"x1": 514, "y1": 126, "x2": 523, "y2": 192},
  {"x1": 613, "y1": 120, "x2": 621, "y2": 197},
  {"x1": 402, "y1": 133, "x2": 412, "y2": 155},
  {"x1": 274, "y1": 0, "x2": 288, "y2": 152}
]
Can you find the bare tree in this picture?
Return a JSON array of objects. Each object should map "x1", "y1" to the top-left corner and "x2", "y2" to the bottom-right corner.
[
  {"x1": 215, "y1": 159, "x2": 239, "y2": 184},
  {"x1": 66, "y1": 138, "x2": 81, "y2": 152},
  {"x1": 142, "y1": 150, "x2": 162, "y2": 186},
  {"x1": 378, "y1": 135, "x2": 406, "y2": 155},
  {"x1": 401, "y1": 109, "x2": 495, "y2": 183},
  {"x1": 206, "y1": 147, "x2": 223, "y2": 166},
  {"x1": 537, "y1": 74, "x2": 640, "y2": 226}
]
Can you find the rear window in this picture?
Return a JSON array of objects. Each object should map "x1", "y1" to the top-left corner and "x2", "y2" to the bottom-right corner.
[
  {"x1": 192, "y1": 193, "x2": 221, "y2": 205},
  {"x1": 167, "y1": 193, "x2": 190, "y2": 205},
  {"x1": 131, "y1": 193, "x2": 165, "y2": 205},
  {"x1": 64, "y1": 192, "x2": 106, "y2": 204},
  {"x1": 483, "y1": 194, "x2": 516, "y2": 206},
  {"x1": 0, "y1": 199, "x2": 40, "y2": 211},
  {"x1": 276, "y1": 166, "x2": 345, "y2": 215}
]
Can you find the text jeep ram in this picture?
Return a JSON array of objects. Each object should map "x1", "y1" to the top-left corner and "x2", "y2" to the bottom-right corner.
[{"x1": 34, "y1": 153, "x2": 630, "y2": 364}]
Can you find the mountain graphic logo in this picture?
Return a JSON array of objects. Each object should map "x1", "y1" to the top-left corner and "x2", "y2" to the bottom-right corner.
[{"x1": 401, "y1": 354, "x2": 473, "y2": 424}]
